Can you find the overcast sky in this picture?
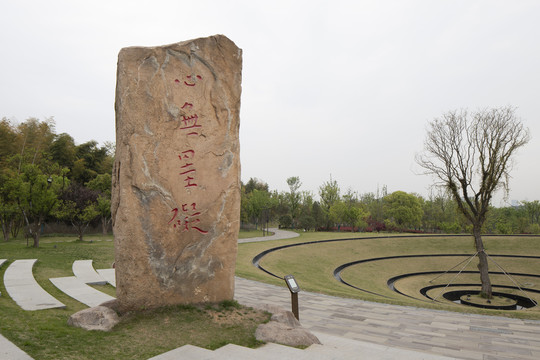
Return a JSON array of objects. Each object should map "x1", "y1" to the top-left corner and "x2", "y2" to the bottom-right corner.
[{"x1": 2, "y1": 0, "x2": 539, "y2": 205}]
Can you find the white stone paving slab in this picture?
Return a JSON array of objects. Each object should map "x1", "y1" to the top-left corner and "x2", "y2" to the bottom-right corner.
[
  {"x1": 72, "y1": 259, "x2": 107, "y2": 285},
  {"x1": 0, "y1": 333, "x2": 34, "y2": 360},
  {"x1": 3, "y1": 259, "x2": 65, "y2": 310},
  {"x1": 308, "y1": 332, "x2": 460, "y2": 360},
  {"x1": 148, "y1": 344, "x2": 216, "y2": 360},
  {"x1": 148, "y1": 332, "x2": 461, "y2": 360},
  {"x1": 49, "y1": 276, "x2": 115, "y2": 307},
  {"x1": 96, "y1": 268, "x2": 116, "y2": 287},
  {"x1": 0, "y1": 259, "x2": 6, "y2": 296}
]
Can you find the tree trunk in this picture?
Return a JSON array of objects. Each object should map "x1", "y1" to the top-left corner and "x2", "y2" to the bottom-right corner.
[
  {"x1": 101, "y1": 216, "x2": 108, "y2": 235},
  {"x1": 2, "y1": 221, "x2": 10, "y2": 241},
  {"x1": 10, "y1": 217, "x2": 22, "y2": 239},
  {"x1": 31, "y1": 217, "x2": 42, "y2": 248},
  {"x1": 74, "y1": 222, "x2": 84, "y2": 242},
  {"x1": 473, "y1": 225, "x2": 492, "y2": 298}
]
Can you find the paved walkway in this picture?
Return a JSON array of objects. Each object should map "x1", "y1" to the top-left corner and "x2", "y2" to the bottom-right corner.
[
  {"x1": 0, "y1": 259, "x2": 5, "y2": 296},
  {"x1": 72, "y1": 260, "x2": 108, "y2": 285},
  {"x1": 0, "y1": 333, "x2": 33, "y2": 360},
  {"x1": 49, "y1": 276, "x2": 115, "y2": 308},
  {"x1": 49, "y1": 259, "x2": 116, "y2": 307},
  {"x1": 3, "y1": 259, "x2": 65, "y2": 310},
  {"x1": 96, "y1": 268, "x2": 116, "y2": 287},
  {"x1": 239, "y1": 227, "x2": 300, "y2": 243},
  {"x1": 235, "y1": 277, "x2": 540, "y2": 360},
  {"x1": 235, "y1": 228, "x2": 540, "y2": 360}
]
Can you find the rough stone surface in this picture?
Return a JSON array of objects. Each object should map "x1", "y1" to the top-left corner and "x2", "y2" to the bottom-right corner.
[
  {"x1": 256, "y1": 322, "x2": 321, "y2": 347},
  {"x1": 99, "y1": 299, "x2": 120, "y2": 313},
  {"x1": 256, "y1": 303, "x2": 302, "y2": 327},
  {"x1": 255, "y1": 305, "x2": 321, "y2": 347},
  {"x1": 270, "y1": 309, "x2": 302, "y2": 328},
  {"x1": 68, "y1": 306, "x2": 120, "y2": 331},
  {"x1": 112, "y1": 35, "x2": 242, "y2": 312}
]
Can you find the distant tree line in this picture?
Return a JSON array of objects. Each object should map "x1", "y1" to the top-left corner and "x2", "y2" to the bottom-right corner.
[
  {"x1": 241, "y1": 176, "x2": 540, "y2": 235},
  {"x1": 3, "y1": 117, "x2": 537, "y2": 248},
  {"x1": 0, "y1": 117, "x2": 113, "y2": 247}
]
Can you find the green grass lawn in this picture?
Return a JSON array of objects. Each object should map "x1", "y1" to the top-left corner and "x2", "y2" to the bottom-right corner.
[
  {"x1": 236, "y1": 232, "x2": 540, "y2": 319},
  {"x1": 0, "y1": 233, "x2": 268, "y2": 360},
  {"x1": 2, "y1": 230, "x2": 539, "y2": 359}
]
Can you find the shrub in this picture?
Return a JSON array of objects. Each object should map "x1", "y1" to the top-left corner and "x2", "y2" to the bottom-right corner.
[{"x1": 279, "y1": 215, "x2": 292, "y2": 228}]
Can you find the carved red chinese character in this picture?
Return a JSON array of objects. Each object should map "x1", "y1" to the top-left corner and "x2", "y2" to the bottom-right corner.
[
  {"x1": 168, "y1": 203, "x2": 207, "y2": 234},
  {"x1": 178, "y1": 150, "x2": 197, "y2": 187},
  {"x1": 183, "y1": 75, "x2": 202, "y2": 87},
  {"x1": 180, "y1": 150, "x2": 195, "y2": 159},
  {"x1": 179, "y1": 114, "x2": 201, "y2": 130}
]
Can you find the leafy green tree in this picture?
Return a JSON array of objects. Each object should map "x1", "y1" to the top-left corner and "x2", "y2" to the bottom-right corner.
[
  {"x1": 272, "y1": 191, "x2": 290, "y2": 226},
  {"x1": 298, "y1": 214, "x2": 315, "y2": 231},
  {"x1": 1, "y1": 116, "x2": 116, "y2": 241},
  {"x1": 383, "y1": 191, "x2": 424, "y2": 229},
  {"x1": 286, "y1": 176, "x2": 302, "y2": 228},
  {"x1": 422, "y1": 191, "x2": 463, "y2": 233},
  {"x1": 417, "y1": 106, "x2": 530, "y2": 298},
  {"x1": 0, "y1": 169, "x2": 21, "y2": 241},
  {"x1": 55, "y1": 183, "x2": 99, "y2": 241},
  {"x1": 297, "y1": 190, "x2": 316, "y2": 230},
  {"x1": 0, "y1": 118, "x2": 19, "y2": 169},
  {"x1": 240, "y1": 185, "x2": 250, "y2": 225},
  {"x1": 245, "y1": 189, "x2": 273, "y2": 229},
  {"x1": 16, "y1": 164, "x2": 64, "y2": 247},
  {"x1": 1, "y1": 118, "x2": 60, "y2": 244},
  {"x1": 522, "y1": 200, "x2": 540, "y2": 225},
  {"x1": 71, "y1": 140, "x2": 112, "y2": 183},
  {"x1": 15, "y1": 117, "x2": 56, "y2": 170},
  {"x1": 319, "y1": 177, "x2": 340, "y2": 229},
  {"x1": 485, "y1": 205, "x2": 528, "y2": 235},
  {"x1": 329, "y1": 196, "x2": 369, "y2": 231},
  {"x1": 241, "y1": 178, "x2": 272, "y2": 227},
  {"x1": 360, "y1": 187, "x2": 387, "y2": 232},
  {"x1": 244, "y1": 177, "x2": 269, "y2": 194},
  {"x1": 279, "y1": 214, "x2": 292, "y2": 228},
  {"x1": 329, "y1": 200, "x2": 346, "y2": 229},
  {"x1": 50, "y1": 133, "x2": 76, "y2": 169},
  {"x1": 94, "y1": 196, "x2": 111, "y2": 235},
  {"x1": 311, "y1": 201, "x2": 325, "y2": 230},
  {"x1": 87, "y1": 173, "x2": 112, "y2": 235}
]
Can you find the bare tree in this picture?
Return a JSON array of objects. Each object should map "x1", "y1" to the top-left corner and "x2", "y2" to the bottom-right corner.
[{"x1": 416, "y1": 106, "x2": 530, "y2": 298}]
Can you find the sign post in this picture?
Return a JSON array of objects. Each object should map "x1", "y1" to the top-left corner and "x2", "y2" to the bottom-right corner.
[{"x1": 284, "y1": 274, "x2": 300, "y2": 320}]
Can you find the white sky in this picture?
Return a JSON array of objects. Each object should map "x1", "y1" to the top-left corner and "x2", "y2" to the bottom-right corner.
[{"x1": 1, "y1": 0, "x2": 539, "y2": 205}]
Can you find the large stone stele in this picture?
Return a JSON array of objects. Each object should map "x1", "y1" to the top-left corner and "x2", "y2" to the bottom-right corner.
[{"x1": 112, "y1": 35, "x2": 242, "y2": 312}]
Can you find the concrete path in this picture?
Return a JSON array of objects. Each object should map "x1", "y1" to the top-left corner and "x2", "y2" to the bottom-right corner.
[
  {"x1": 0, "y1": 259, "x2": 5, "y2": 296},
  {"x1": 96, "y1": 268, "x2": 116, "y2": 287},
  {"x1": 49, "y1": 276, "x2": 115, "y2": 308},
  {"x1": 150, "y1": 330, "x2": 459, "y2": 360},
  {"x1": 49, "y1": 259, "x2": 116, "y2": 308},
  {"x1": 0, "y1": 333, "x2": 33, "y2": 360},
  {"x1": 72, "y1": 260, "x2": 108, "y2": 285},
  {"x1": 239, "y1": 227, "x2": 300, "y2": 243},
  {"x1": 234, "y1": 277, "x2": 540, "y2": 360},
  {"x1": 3, "y1": 259, "x2": 65, "y2": 310}
]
